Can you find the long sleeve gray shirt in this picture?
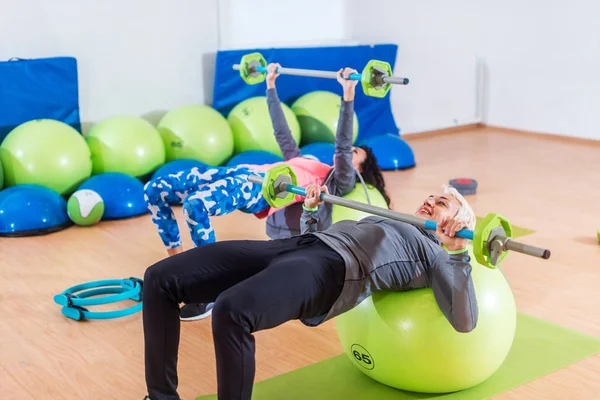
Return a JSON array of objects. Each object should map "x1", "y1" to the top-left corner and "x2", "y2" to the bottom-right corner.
[
  {"x1": 264, "y1": 88, "x2": 357, "y2": 239},
  {"x1": 301, "y1": 215, "x2": 479, "y2": 334}
]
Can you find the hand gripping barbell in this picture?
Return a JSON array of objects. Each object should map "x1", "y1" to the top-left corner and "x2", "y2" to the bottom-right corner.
[
  {"x1": 247, "y1": 165, "x2": 551, "y2": 269},
  {"x1": 232, "y1": 52, "x2": 409, "y2": 98}
]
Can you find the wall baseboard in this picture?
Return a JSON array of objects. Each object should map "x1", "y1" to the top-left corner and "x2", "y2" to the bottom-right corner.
[
  {"x1": 402, "y1": 123, "x2": 485, "y2": 141},
  {"x1": 401, "y1": 123, "x2": 600, "y2": 146},
  {"x1": 485, "y1": 125, "x2": 600, "y2": 146}
]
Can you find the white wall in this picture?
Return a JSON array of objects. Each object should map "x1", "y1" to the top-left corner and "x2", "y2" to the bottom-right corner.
[
  {"x1": 349, "y1": 0, "x2": 600, "y2": 140},
  {"x1": 348, "y1": 0, "x2": 485, "y2": 134},
  {"x1": 217, "y1": 0, "x2": 352, "y2": 50},
  {"x1": 0, "y1": 0, "x2": 352, "y2": 132},
  {"x1": 481, "y1": 0, "x2": 600, "y2": 140},
  {"x1": 0, "y1": 0, "x2": 220, "y2": 131}
]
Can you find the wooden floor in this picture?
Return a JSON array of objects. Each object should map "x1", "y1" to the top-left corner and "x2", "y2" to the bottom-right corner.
[{"x1": 1, "y1": 127, "x2": 599, "y2": 400}]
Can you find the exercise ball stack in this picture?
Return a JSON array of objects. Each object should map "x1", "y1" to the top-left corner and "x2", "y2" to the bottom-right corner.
[
  {"x1": 292, "y1": 91, "x2": 359, "y2": 145},
  {"x1": 0, "y1": 119, "x2": 92, "y2": 195},
  {"x1": 0, "y1": 184, "x2": 71, "y2": 236},
  {"x1": 300, "y1": 142, "x2": 336, "y2": 166},
  {"x1": 0, "y1": 157, "x2": 4, "y2": 190},
  {"x1": 86, "y1": 115, "x2": 165, "y2": 179},
  {"x1": 228, "y1": 96, "x2": 301, "y2": 157},
  {"x1": 360, "y1": 133, "x2": 415, "y2": 170},
  {"x1": 77, "y1": 172, "x2": 148, "y2": 220},
  {"x1": 158, "y1": 105, "x2": 234, "y2": 166}
]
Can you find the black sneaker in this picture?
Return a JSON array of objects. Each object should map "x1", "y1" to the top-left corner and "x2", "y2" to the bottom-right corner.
[{"x1": 180, "y1": 302, "x2": 214, "y2": 321}]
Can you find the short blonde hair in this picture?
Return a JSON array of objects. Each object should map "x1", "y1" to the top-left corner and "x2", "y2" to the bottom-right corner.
[{"x1": 442, "y1": 184, "x2": 477, "y2": 230}]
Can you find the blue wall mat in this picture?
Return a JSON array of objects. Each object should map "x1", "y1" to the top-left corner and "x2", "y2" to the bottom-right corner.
[
  {"x1": 212, "y1": 45, "x2": 400, "y2": 143},
  {"x1": 0, "y1": 57, "x2": 81, "y2": 144}
]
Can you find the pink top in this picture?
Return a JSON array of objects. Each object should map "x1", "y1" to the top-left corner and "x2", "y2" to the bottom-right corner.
[{"x1": 243, "y1": 157, "x2": 332, "y2": 218}]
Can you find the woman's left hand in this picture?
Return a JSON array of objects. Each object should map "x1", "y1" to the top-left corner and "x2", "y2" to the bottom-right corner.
[{"x1": 435, "y1": 216, "x2": 469, "y2": 252}]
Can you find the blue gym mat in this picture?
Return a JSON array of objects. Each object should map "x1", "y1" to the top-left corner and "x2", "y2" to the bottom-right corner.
[
  {"x1": 0, "y1": 57, "x2": 81, "y2": 143},
  {"x1": 212, "y1": 44, "x2": 401, "y2": 143}
]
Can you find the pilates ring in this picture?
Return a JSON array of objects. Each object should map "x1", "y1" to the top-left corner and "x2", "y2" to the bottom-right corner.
[{"x1": 53, "y1": 277, "x2": 143, "y2": 321}]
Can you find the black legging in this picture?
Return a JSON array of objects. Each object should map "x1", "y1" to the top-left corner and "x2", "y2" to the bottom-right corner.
[{"x1": 143, "y1": 235, "x2": 346, "y2": 400}]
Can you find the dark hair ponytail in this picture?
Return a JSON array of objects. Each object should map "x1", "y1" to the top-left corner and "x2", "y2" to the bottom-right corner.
[{"x1": 358, "y1": 145, "x2": 392, "y2": 208}]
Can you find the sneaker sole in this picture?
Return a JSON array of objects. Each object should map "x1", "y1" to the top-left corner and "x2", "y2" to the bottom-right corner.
[{"x1": 179, "y1": 307, "x2": 213, "y2": 321}]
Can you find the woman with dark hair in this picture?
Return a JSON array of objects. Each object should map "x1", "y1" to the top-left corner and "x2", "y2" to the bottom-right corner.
[
  {"x1": 263, "y1": 144, "x2": 392, "y2": 241},
  {"x1": 144, "y1": 63, "x2": 389, "y2": 321}
]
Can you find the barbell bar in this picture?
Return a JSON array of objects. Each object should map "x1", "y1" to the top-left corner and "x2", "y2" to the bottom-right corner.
[
  {"x1": 247, "y1": 172, "x2": 551, "y2": 268},
  {"x1": 232, "y1": 52, "x2": 409, "y2": 98},
  {"x1": 232, "y1": 64, "x2": 409, "y2": 86}
]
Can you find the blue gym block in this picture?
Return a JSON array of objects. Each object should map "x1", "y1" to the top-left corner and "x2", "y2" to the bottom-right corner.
[
  {"x1": 361, "y1": 133, "x2": 416, "y2": 170},
  {"x1": 77, "y1": 172, "x2": 148, "y2": 220},
  {"x1": 300, "y1": 142, "x2": 335, "y2": 166},
  {"x1": 226, "y1": 150, "x2": 283, "y2": 167},
  {"x1": 0, "y1": 184, "x2": 71, "y2": 236},
  {"x1": 151, "y1": 159, "x2": 208, "y2": 181}
]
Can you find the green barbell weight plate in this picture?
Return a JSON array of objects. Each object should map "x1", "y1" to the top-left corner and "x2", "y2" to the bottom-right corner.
[
  {"x1": 473, "y1": 213, "x2": 513, "y2": 268},
  {"x1": 361, "y1": 60, "x2": 393, "y2": 98},
  {"x1": 261, "y1": 164, "x2": 297, "y2": 208},
  {"x1": 239, "y1": 52, "x2": 267, "y2": 85}
]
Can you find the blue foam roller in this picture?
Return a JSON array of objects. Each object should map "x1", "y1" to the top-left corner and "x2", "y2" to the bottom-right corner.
[
  {"x1": 361, "y1": 133, "x2": 415, "y2": 170},
  {"x1": 0, "y1": 184, "x2": 71, "y2": 236},
  {"x1": 300, "y1": 142, "x2": 335, "y2": 166},
  {"x1": 77, "y1": 172, "x2": 148, "y2": 220},
  {"x1": 151, "y1": 159, "x2": 208, "y2": 181},
  {"x1": 226, "y1": 150, "x2": 283, "y2": 167}
]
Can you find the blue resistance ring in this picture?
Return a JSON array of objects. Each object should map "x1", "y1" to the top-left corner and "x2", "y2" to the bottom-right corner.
[{"x1": 53, "y1": 277, "x2": 143, "y2": 321}]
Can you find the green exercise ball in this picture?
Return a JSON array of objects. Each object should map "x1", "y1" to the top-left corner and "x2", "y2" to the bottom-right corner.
[
  {"x1": 0, "y1": 119, "x2": 92, "y2": 195},
  {"x1": 158, "y1": 105, "x2": 234, "y2": 166},
  {"x1": 331, "y1": 184, "x2": 388, "y2": 223},
  {"x1": 86, "y1": 115, "x2": 165, "y2": 178},
  {"x1": 228, "y1": 96, "x2": 301, "y2": 157},
  {"x1": 335, "y1": 245, "x2": 517, "y2": 393},
  {"x1": 292, "y1": 91, "x2": 359, "y2": 145}
]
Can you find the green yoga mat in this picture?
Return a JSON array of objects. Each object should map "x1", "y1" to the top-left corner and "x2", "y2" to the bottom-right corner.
[
  {"x1": 474, "y1": 216, "x2": 536, "y2": 239},
  {"x1": 196, "y1": 313, "x2": 600, "y2": 400}
]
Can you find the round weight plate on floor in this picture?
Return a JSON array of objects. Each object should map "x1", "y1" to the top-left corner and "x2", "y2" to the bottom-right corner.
[{"x1": 449, "y1": 178, "x2": 478, "y2": 195}]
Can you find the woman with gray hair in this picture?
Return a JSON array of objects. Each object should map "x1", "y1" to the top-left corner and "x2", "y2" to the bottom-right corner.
[{"x1": 140, "y1": 183, "x2": 478, "y2": 400}]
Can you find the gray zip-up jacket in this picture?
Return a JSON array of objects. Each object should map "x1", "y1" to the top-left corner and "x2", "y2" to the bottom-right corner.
[
  {"x1": 264, "y1": 87, "x2": 358, "y2": 239},
  {"x1": 300, "y1": 215, "x2": 479, "y2": 334}
]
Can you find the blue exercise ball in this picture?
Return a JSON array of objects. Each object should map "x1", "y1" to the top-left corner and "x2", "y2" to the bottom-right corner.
[
  {"x1": 151, "y1": 159, "x2": 208, "y2": 181},
  {"x1": 77, "y1": 172, "x2": 148, "y2": 220},
  {"x1": 226, "y1": 150, "x2": 283, "y2": 167},
  {"x1": 0, "y1": 184, "x2": 71, "y2": 236},
  {"x1": 300, "y1": 142, "x2": 335, "y2": 166},
  {"x1": 361, "y1": 133, "x2": 416, "y2": 170}
]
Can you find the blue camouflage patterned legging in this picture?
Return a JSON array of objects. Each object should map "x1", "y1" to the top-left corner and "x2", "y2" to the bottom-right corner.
[{"x1": 143, "y1": 165, "x2": 268, "y2": 249}]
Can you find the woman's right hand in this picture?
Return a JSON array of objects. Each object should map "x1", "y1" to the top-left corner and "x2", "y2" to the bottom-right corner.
[
  {"x1": 336, "y1": 67, "x2": 358, "y2": 101},
  {"x1": 304, "y1": 184, "x2": 328, "y2": 209},
  {"x1": 266, "y1": 63, "x2": 281, "y2": 88}
]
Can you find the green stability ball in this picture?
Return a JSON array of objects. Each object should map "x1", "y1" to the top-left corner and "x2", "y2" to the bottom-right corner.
[
  {"x1": 67, "y1": 189, "x2": 104, "y2": 226},
  {"x1": 292, "y1": 91, "x2": 359, "y2": 145},
  {"x1": 228, "y1": 96, "x2": 301, "y2": 157},
  {"x1": 335, "y1": 246, "x2": 517, "y2": 393},
  {"x1": 158, "y1": 105, "x2": 234, "y2": 166},
  {"x1": 0, "y1": 119, "x2": 92, "y2": 195},
  {"x1": 86, "y1": 115, "x2": 165, "y2": 178},
  {"x1": 331, "y1": 184, "x2": 389, "y2": 223}
]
